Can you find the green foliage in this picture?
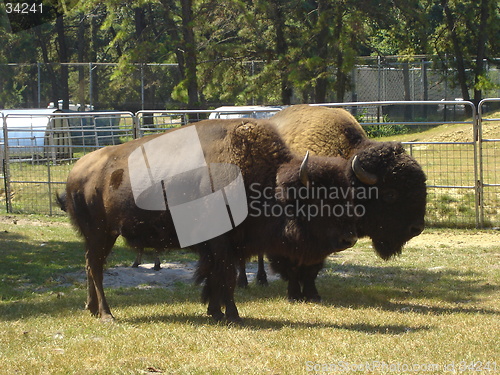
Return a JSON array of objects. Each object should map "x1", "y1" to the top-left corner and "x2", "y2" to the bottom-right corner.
[
  {"x1": 0, "y1": 0, "x2": 499, "y2": 108},
  {"x1": 364, "y1": 123, "x2": 410, "y2": 138}
]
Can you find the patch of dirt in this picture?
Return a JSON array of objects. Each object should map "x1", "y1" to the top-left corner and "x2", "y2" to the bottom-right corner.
[
  {"x1": 404, "y1": 230, "x2": 500, "y2": 249},
  {"x1": 419, "y1": 122, "x2": 500, "y2": 143},
  {"x1": 61, "y1": 261, "x2": 279, "y2": 289},
  {"x1": 0, "y1": 215, "x2": 71, "y2": 227}
]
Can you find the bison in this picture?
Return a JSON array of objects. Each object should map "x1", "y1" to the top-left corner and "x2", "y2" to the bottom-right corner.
[
  {"x1": 131, "y1": 249, "x2": 162, "y2": 271},
  {"x1": 60, "y1": 118, "x2": 358, "y2": 322},
  {"x1": 260, "y1": 104, "x2": 427, "y2": 302}
]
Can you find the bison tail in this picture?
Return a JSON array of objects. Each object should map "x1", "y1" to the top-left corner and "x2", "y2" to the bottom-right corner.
[{"x1": 55, "y1": 191, "x2": 67, "y2": 212}]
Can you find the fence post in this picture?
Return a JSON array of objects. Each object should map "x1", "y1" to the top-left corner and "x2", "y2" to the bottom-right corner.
[
  {"x1": 37, "y1": 63, "x2": 41, "y2": 108},
  {"x1": 141, "y1": 64, "x2": 145, "y2": 111},
  {"x1": 133, "y1": 112, "x2": 140, "y2": 139},
  {"x1": 474, "y1": 101, "x2": 484, "y2": 228},
  {"x1": 473, "y1": 102, "x2": 482, "y2": 228},
  {"x1": 2, "y1": 114, "x2": 12, "y2": 213},
  {"x1": 89, "y1": 62, "x2": 93, "y2": 110}
]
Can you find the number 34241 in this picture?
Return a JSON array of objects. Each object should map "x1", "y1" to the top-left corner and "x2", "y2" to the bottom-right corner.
[{"x1": 5, "y1": 3, "x2": 44, "y2": 14}]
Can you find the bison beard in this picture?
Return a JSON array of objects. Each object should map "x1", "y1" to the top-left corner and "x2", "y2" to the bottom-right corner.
[
  {"x1": 61, "y1": 118, "x2": 357, "y2": 322},
  {"x1": 262, "y1": 105, "x2": 427, "y2": 302}
]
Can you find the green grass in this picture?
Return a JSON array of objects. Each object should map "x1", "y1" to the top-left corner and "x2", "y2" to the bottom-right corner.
[{"x1": 0, "y1": 216, "x2": 498, "y2": 374}]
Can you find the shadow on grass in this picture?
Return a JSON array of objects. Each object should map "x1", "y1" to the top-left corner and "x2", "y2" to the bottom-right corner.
[
  {"x1": 121, "y1": 312, "x2": 433, "y2": 335},
  {"x1": 311, "y1": 262, "x2": 498, "y2": 316},
  {"x1": 0, "y1": 236, "x2": 498, "y2": 325}
]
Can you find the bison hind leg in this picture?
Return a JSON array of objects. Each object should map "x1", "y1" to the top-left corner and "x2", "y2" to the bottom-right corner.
[
  {"x1": 256, "y1": 255, "x2": 268, "y2": 286},
  {"x1": 85, "y1": 234, "x2": 117, "y2": 321},
  {"x1": 131, "y1": 251, "x2": 142, "y2": 268},
  {"x1": 236, "y1": 258, "x2": 249, "y2": 288},
  {"x1": 153, "y1": 249, "x2": 161, "y2": 271}
]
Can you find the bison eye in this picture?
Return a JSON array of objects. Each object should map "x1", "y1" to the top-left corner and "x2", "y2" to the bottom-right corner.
[{"x1": 382, "y1": 189, "x2": 398, "y2": 203}]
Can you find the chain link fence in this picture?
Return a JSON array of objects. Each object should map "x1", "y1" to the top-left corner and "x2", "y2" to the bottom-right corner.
[
  {"x1": 2, "y1": 100, "x2": 500, "y2": 229},
  {"x1": 2, "y1": 58, "x2": 500, "y2": 110}
]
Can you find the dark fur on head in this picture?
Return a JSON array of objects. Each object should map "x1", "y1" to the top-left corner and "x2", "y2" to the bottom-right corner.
[{"x1": 348, "y1": 141, "x2": 427, "y2": 259}]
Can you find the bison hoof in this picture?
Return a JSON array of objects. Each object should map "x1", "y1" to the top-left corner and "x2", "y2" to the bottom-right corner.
[
  {"x1": 208, "y1": 309, "x2": 225, "y2": 322},
  {"x1": 288, "y1": 295, "x2": 305, "y2": 303},
  {"x1": 305, "y1": 295, "x2": 322, "y2": 303},
  {"x1": 85, "y1": 302, "x2": 99, "y2": 316},
  {"x1": 100, "y1": 313, "x2": 115, "y2": 323}
]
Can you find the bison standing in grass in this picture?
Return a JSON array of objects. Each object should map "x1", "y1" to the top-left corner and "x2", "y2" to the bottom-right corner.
[
  {"x1": 261, "y1": 104, "x2": 427, "y2": 302},
  {"x1": 60, "y1": 118, "x2": 358, "y2": 322}
]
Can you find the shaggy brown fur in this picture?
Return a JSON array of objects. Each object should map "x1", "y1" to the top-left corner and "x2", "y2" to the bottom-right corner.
[
  {"x1": 265, "y1": 105, "x2": 427, "y2": 302},
  {"x1": 62, "y1": 119, "x2": 358, "y2": 322},
  {"x1": 272, "y1": 104, "x2": 368, "y2": 158}
]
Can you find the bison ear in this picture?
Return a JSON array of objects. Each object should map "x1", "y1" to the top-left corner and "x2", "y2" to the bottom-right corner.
[
  {"x1": 299, "y1": 151, "x2": 310, "y2": 186},
  {"x1": 352, "y1": 155, "x2": 378, "y2": 185}
]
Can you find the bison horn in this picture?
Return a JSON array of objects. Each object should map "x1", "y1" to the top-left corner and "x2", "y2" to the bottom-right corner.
[
  {"x1": 352, "y1": 155, "x2": 378, "y2": 185},
  {"x1": 299, "y1": 151, "x2": 310, "y2": 186}
]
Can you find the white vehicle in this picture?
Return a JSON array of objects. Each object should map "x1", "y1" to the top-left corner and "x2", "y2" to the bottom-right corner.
[
  {"x1": 0, "y1": 108, "x2": 71, "y2": 159},
  {"x1": 209, "y1": 105, "x2": 282, "y2": 120},
  {"x1": 48, "y1": 100, "x2": 94, "y2": 111}
]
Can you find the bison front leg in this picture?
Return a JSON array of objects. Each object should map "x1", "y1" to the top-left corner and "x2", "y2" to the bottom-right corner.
[
  {"x1": 269, "y1": 256, "x2": 303, "y2": 301},
  {"x1": 299, "y1": 262, "x2": 324, "y2": 303}
]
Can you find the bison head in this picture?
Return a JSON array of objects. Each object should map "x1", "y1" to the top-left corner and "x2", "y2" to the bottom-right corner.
[
  {"x1": 274, "y1": 153, "x2": 358, "y2": 261},
  {"x1": 349, "y1": 142, "x2": 427, "y2": 260}
]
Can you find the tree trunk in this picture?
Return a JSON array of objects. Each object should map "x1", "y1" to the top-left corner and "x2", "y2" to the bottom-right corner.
[
  {"x1": 55, "y1": 15, "x2": 69, "y2": 110},
  {"x1": 180, "y1": 0, "x2": 199, "y2": 109},
  {"x1": 441, "y1": 0, "x2": 471, "y2": 109},
  {"x1": 473, "y1": 0, "x2": 490, "y2": 106},
  {"x1": 270, "y1": 0, "x2": 292, "y2": 105},
  {"x1": 77, "y1": 13, "x2": 86, "y2": 111},
  {"x1": 34, "y1": 25, "x2": 58, "y2": 107},
  {"x1": 314, "y1": 0, "x2": 331, "y2": 103}
]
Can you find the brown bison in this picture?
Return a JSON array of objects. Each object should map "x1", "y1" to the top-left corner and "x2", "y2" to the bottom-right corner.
[
  {"x1": 60, "y1": 118, "x2": 358, "y2": 322},
  {"x1": 260, "y1": 104, "x2": 427, "y2": 302}
]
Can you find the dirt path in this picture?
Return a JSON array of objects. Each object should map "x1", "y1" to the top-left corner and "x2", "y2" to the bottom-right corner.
[{"x1": 61, "y1": 261, "x2": 279, "y2": 289}]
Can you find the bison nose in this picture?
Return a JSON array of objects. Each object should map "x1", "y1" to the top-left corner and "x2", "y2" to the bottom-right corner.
[
  {"x1": 409, "y1": 223, "x2": 424, "y2": 237},
  {"x1": 339, "y1": 233, "x2": 358, "y2": 249}
]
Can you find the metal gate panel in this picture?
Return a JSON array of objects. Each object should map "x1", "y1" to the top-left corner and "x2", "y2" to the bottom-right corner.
[
  {"x1": 478, "y1": 99, "x2": 500, "y2": 228},
  {"x1": 2, "y1": 111, "x2": 135, "y2": 215}
]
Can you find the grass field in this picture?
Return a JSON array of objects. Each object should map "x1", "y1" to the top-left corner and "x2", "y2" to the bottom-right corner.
[{"x1": 0, "y1": 215, "x2": 498, "y2": 374}]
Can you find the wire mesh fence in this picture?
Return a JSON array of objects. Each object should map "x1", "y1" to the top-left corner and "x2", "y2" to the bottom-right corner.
[
  {"x1": 1, "y1": 111, "x2": 135, "y2": 214},
  {"x1": 1, "y1": 100, "x2": 500, "y2": 229},
  {"x1": 2, "y1": 59, "x2": 500, "y2": 110}
]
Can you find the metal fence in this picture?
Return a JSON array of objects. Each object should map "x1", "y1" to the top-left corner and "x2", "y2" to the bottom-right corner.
[
  {"x1": 2, "y1": 59, "x2": 500, "y2": 110},
  {"x1": 2, "y1": 100, "x2": 500, "y2": 228}
]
